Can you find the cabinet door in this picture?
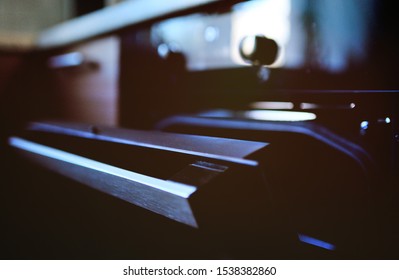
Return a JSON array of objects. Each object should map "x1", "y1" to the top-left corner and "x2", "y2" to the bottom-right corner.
[{"x1": 49, "y1": 36, "x2": 119, "y2": 125}]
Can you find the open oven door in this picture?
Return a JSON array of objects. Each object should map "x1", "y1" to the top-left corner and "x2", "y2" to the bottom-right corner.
[{"x1": 2, "y1": 120, "x2": 303, "y2": 259}]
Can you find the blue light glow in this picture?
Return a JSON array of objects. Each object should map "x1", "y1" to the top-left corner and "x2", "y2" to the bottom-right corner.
[
  {"x1": 298, "y1": 234, "x2": 336, "y2": 251},
  {"x1": 360, "y1": 121, "x2": 369, "y2": 130},
  {"x1": 157, "y1": 43, "x2": 169, "y2": 58}
]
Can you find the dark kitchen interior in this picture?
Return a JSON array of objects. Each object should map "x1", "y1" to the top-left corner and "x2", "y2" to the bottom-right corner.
[{"x1": 0, "y1": 0, "x2": 398, "y2": 259}]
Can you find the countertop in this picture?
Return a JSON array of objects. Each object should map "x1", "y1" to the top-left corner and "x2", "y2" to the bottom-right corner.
[{"x1": 0, "y1": 0, "x2": 220, "y2": 52}]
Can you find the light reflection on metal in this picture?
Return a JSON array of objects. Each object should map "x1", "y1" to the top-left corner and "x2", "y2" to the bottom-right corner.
[
  {"x1": 377, "y1": 117, "x2": 391, "y2": 124},
  {"x1": 298, "y1": 234, "x2": 336, "y2": 251},
  {"x1": 240, "y1": 36, "x2": 256, "y2": 57},
  {"x1": 360, "y1": 121, "x2": 369, "y2": 136},
  {"x1": 9, "y1": 137, "x2": 196, "y2": 198},
  {"x1": 257, "y1": 66, "x2": 270, "y2": 82},
  {"x1": 9, "y1": 136, "x2": 199, "y2": 227},
  {"x1": 244, "y1": 110, "x2": 316, "y2": 122},
  {"x1": 300, "y1": 103, "x2": 317, "y2": 110},
  {"x1": 157, "y1": 43, "x2": 169, "y2": 58},
  {"x1": 48, "y1": 52, "x2": 84, "y2": 69},
  {"x1": 28, "y1": 121, "x2": 261, "y2": 167},
  {"x1": 300, "y1": 102, "x2": 356, "y2": 110},
  {"x1": 360, "y1": 121, "x2": 369, "y2": 130},
  {"x1": 250, "y1": 101, "x2": 294, "y2": 110}
]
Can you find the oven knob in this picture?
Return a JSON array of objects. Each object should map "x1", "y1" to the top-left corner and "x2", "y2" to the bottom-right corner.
[{"x1": 239, "y1": 35, "x2": 278, "y2": 65}]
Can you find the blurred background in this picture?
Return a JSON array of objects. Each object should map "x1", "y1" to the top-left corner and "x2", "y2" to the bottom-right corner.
[{"x1": 0, "y1": 0, "x2": 123, "y2": 45}]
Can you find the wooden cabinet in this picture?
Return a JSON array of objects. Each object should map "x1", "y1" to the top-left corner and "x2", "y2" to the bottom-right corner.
[
  {"x1": 49, "y1": 36, "x2": 120, "y2": 126},
  {"x1": 0, "y1": 54, "x2": 22, "y2": 96}
]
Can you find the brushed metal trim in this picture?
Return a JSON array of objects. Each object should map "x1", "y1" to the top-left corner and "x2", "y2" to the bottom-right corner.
[
  {"x1": 28, "y1": 121, "x2": 262, "y2": 167},
  {"x1": 9, "y1": 136, "x2": 198, "y2": 227}
]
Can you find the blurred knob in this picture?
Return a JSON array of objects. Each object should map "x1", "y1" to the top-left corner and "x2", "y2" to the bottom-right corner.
[
  {"x1": 157, "y1": 43, "x2": 186, "y2": 68},
  {"x1": 239, "y1": 35, "x2": 278, "y2": 65}
]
